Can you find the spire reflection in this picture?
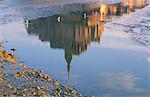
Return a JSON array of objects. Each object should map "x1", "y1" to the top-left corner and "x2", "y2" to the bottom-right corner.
[{"x1": 26, "y1": 0, "x2": 148, "y2": 80}]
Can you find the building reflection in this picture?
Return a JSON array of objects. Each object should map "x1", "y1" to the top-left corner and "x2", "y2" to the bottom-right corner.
[
  {"x1": 26, "y1": 0, "x2": 148, "y2": 80},
  {"x1": 27, "y1": 12, "x2": 104, "y2": 80},
  {"x1": 122, "y1": 0, "x2": 148, "y2": 12}
]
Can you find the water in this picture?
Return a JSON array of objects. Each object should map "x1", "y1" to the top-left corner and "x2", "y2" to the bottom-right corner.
[{"x1": 0, "y1": 0, "x2": 150, "y2": 96}]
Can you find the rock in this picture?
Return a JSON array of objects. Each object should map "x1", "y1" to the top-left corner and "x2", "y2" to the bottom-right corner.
[
  {"x1": 0, "y1": 65, "x2": 5, "y2": 69},
  {"x1": 11, "y1": 48, "x2": 16, "y2": 51},
  {"x1": 71, "y1": 90, "x2": 77, "y2": 95}
]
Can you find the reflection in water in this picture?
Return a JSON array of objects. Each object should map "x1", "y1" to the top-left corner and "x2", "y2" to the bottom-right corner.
[
  {"x1": 27, "y1": 14, "x2": 104, "y2": 79},
  {"x1": 27, "y1": 13, "x2": 104, "y2": 80},
  {"x1": 26, "y1": 0, "x2": 148, "y2": 80},
  {"x1": 123, "y1": 0, "x2": 148, "y2": 11}
]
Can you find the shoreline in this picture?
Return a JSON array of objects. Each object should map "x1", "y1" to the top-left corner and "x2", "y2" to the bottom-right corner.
[
  {"x1": 104, "y1": 0, "x2": 150, "y2": 48},
  {"x1": 0, "y1": 0, "x2": 121, "y2": 25},
  {"x1": 0, "y1": 41, "x2": 82, "y2": 97}
]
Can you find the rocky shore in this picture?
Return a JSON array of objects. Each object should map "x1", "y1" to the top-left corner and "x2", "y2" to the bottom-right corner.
[{"x1": 0, "y1": 41, "x2": 81, "y2": 97}]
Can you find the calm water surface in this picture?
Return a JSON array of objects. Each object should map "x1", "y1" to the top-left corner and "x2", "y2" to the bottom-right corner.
[{"x1": 0, "y1": 0, "x2": 150, "y2": 96}]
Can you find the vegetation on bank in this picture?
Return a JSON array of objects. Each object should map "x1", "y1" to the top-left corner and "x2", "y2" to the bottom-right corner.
[{"x1": 0, "y1": 41, "x2": 81, "y2": 97}]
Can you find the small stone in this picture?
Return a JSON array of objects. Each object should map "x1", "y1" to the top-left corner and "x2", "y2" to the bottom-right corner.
[
  {"x1": 22, "y1": 94, "x2": 26, "y2": 97},
  {"x1": 71, "y1": 90, "x2": 77, "y2": 95},
  {"x1": 40, "y1": 94, "x2": 51, "y2": 97},
  {"x1": 0, "y1": 66, "x2": 5, "y2": 69},
  {"x1": 11, "y1": 48, "x2": 16, "y2": 51},
  {"x1": 36, "y1": 86, "x2": 40, "y2": 90},
  {"x1": 8, "y1": 84, "x2": 12, "y2": 88}
]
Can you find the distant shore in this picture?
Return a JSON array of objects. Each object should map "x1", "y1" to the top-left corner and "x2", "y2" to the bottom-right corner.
[{"x1": 0, "y1": 0, "x2": 121, "y2": 25}]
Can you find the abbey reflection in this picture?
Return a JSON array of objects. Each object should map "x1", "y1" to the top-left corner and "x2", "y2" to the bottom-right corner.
[
  {"x1": 26, "y1": 0, "x2": 148, "y2": 80},
  {"x1": 27, "y1": 12, "x2": 104, "y2": 80}
]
